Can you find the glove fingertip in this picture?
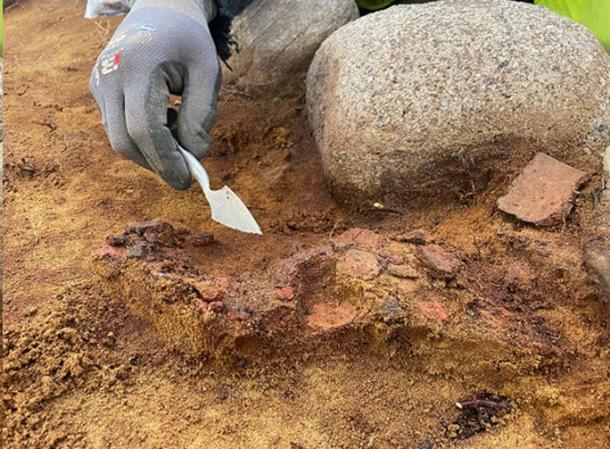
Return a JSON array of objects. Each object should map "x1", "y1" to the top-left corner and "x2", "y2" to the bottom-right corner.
[
  {"x1": 176, "y1": 124, "x2": 211, "y2": 160},
  {"x1": 162, "y1": 165, "x2": 192, "y2": 191}
]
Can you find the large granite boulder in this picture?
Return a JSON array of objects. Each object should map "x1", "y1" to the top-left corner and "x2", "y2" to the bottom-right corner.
[
  {"x1": 306, "y1": 0, "x2": 610, "y2": 207},
  {"x1": 224, "y1": 0, "x2": 359, "y2": 97}
]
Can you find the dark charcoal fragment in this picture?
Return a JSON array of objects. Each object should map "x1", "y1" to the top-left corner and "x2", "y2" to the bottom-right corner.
[
  {"x1": 103, "y1": 219, "x2": 211, "y2": 261},
  {"x1": 187, "y1": 231, "x2": 216, "y2": 247},
  {"x1": 447, "y1": 391, "x2": 512, "y2": 440},
  {"x1": 106, "y1": 234, "x2": 129, "y2": 247},
  {"x1": 125, "y1": 242, "x2": 168, "y2": 262}
]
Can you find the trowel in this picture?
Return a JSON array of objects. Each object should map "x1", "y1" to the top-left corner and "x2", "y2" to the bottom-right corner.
[{"x1": 179, "y1": 146, "x2": 262, "y2": 235}]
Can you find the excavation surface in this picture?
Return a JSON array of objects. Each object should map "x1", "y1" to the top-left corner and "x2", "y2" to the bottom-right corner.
[{"x1": 3, "y1": 1, "x2": 610, "y2": 448}]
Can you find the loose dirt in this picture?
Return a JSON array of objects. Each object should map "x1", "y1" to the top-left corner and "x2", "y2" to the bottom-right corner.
[{"x1": 3, "y1": 1, "x2": 610, "y2": 449}]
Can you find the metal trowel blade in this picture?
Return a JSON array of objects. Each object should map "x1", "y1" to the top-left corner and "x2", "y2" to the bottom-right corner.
[
  {"x1": 179, "y1": 145, "x2": 262, "y2": 235},
  {"x1": 203, "y1": 186, "x2": 262, "y2": 235}
]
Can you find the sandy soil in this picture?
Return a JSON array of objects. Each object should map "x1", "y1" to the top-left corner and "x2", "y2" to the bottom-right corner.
[{"x1": 2, "y1": 1, "x2": 610, "y2": 448}]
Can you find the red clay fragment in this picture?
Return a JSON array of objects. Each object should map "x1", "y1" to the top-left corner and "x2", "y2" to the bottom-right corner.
[
  {"x1": 333, "y1": 228, "x2": 383, "y2": 250},
  {"x1": 274, "y1": 286, "x2": 295, "y2": 301},
  {"x1": 416, "y1": 245, "x2": 460, "y2": 278},
  {"x1": 193, "y1": 282, "x2": 225, "y2": 302},
  {"x1": 306, "y1": 302, "x2": 356, "y2": 329},
  {"x1": 194, "y1": 299, "x2": 208, "y2": 313},
  {"x1": 337, "y1": 249, "x2": 381, "y2": 280},
  {"x1": 208, "y1": 301, "x2": 225, "y2": 313},
  {"x1": 497, "y1": 153, "x2": 591, "y2": 226},
  {"x1": 504, "y1": 261, "x2": 535, "y2": 287},
  {"x1": 94, "y1": 244, "x2": 125, "y2": 258},
  {"x1": 212, "y1": 276, "x2": 232, "y2": 290},
  {"x1": 418, "y1": 300, "x2": 448, "y2": 322},
  {"x1": 378, "y1": 251, "x2": 405, "y2": 265}
]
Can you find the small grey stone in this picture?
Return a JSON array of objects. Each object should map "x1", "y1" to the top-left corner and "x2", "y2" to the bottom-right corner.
[
  {"x1": 584, "y1": 145, "x2": 610, "y2": 299},
  {"x1": 381, "y1": 297, "x2": 403, "y2": 324},
  {"x1": 125, "y1": 244, "x2": 145, "y2": 259},
  {"x1": 585, "y1": 245, "x2": 610, "y2": 298}
]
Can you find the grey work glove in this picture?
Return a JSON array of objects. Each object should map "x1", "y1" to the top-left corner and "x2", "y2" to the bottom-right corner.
[{"x1": 90, "y1": 0, "x2": 220, "y2": 189}]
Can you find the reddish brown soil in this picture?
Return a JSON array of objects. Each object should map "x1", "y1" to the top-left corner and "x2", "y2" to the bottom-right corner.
[{"x1": 3, "y1": 1, "x2": 610, "y2": 449}]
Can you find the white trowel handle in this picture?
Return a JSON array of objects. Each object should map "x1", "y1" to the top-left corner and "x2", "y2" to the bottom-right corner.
[{"x1": 178, "y1": 146, "x2": 211, "y2": 192}]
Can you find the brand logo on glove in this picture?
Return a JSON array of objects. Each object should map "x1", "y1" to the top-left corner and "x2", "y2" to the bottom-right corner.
[{"x1": 100, "y1": 48, "x2": 123, "y2": 75}]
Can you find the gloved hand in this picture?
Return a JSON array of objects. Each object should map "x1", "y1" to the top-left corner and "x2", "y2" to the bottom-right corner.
[{"x1": 90, "y1": 0, "x2": 219, "y2": 189}]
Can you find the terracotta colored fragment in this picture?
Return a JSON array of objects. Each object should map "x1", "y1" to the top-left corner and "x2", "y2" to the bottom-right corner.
[
  {"x1": 306, "y1": 302, "x2": 356, "y2": 329},
  {"x1": 213, "y1": 276, "x2": 232, "y2": 291},
  {"x1": 416, "y1": 245, "x2": 460, "y2": 278},
  {"x1": 333, "y1": 228, "x2": 383, "y2": 250},
  {"x1": 504, "y1": 261, "x2": 535, "y2": 287},
  {"x1": 208, "y1": 301, "x2": 225, "y2": 313},
  {"x1": 194, "y1": 299, "x2": 208, "y2": 313},
  {"x1": 193, "y1": 282, "x2": 225, "y2": 302},
  {"x1": 274, "y1": 286, "x2": 295, "y2": 301},
  {"x1": 418, "y1": 300, "x2": 448, "y2": 322},
  {"x1": 94, "y1": 244, "x2": 125, "y2": 258},
  {"x1": 378, "y1": 250, "x2": 405, "y2": 265},
  {"x1": 497, "y1": 153, "x2": 591, "y2": 226},
  {"x1": 337, "y1": 249, "x2": 381, "y2": 280}
]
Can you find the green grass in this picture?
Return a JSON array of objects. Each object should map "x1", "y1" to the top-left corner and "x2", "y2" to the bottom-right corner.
[{"x1": 356, "y1": 0, "x2": 395, "y2": 10}]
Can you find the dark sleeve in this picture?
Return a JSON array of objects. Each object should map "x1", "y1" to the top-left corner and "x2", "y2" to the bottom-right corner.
[{"x1": 209, "y1": 0, "x2": 255, "y2": 64}]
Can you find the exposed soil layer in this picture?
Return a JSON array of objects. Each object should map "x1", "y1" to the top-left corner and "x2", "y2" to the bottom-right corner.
[{"x1": 3, "y1": 1, "x2": 610, "y2": 449}]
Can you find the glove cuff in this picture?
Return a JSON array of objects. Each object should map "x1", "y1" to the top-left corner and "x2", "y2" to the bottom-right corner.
[
  {"x1": 132, "y1": 0, "x2": 216, "y2": 24},
  {"x1": 87, "y1": 0, "x2": 254, "y2": 64}
]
